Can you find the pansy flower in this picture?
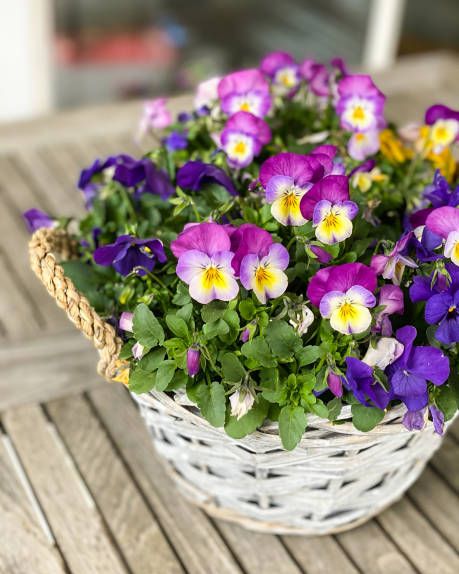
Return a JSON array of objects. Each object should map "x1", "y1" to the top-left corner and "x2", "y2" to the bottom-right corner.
[
  {"x1": 336, "y1": 75, "x2": 386, "y2": 133},
  {"x1": 424, "y1": 170, "x2": 459, "y2": 208},
  {"x1": 163, "y1": 131, "x2": 188, "y2": 152},
  {"x1": 425, "y1": 206, "x2": 459, "y2": 266},
  {"x1": 347, "y1": 130, "x2": 380, "y2": 161},
  {"x1": 94, "y1": 235, "x2": 167, "y2": 276},
  {"x1": 259, "y1": 151, "x2": 325, "y2": 226},
  {"x1": 350, "y1": 160, "x2": 388, "y2": 192},
  {"x1": 260, "y1": 51, "x2": 300, "y2": 94},
  {"x1": 139, "y1": 98, "x2": 172, "y2": 134},
  {"x1": 220, "y1": 111, "x2": 271, "y2": 168},
  {"x1": 23, "y1": 208, "x2": 55, "y2": 233},
  {"x1": 374, "y1": 284, "x2": 404, "y2": 336},
  {"x1": 240, "y1": 243, "x2": 289, "y2": 304},
  {"x1": 229, "y1": 223, "x2": 273, "y2": 276},
  {"x1": 176, "y1": 160, "x2": 237, "y2": 196},
  {"x1": 217, "y1": 69, "x2": 272, "y2": 118},
  {"x1": 342, "y1": 357, "x2": 392, "y2": 409},
  {"x1": 300, "y1": 175, "x2": 358, "y2": 244},
  {"x1": 403, "y1": 404, "x2": 444, "y2": 435},
  {"x1": 300, "y1": 59, "x2": 331, "y2": 98},
  {"x1": 194, "y1": 76, "x2": 221, "y2": 111},
  {"x1": 371, "y1": 233, "x2": 417, "y2": 285},
  {"x1": 424, "y1": 104, "x2": 459, "y2": 153},
  {"x1": 308, "y1": 263, "x2": 377, "y2": 335},
  {"x1": 173, "y1": 223, "x2": 239, "y2": 304},
  {"x1": 386, "y1": 326, "x2": 450, "y2": 412}
]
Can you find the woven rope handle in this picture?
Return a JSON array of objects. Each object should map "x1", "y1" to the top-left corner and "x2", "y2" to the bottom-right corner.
[{"x1": 29, "y1": 227, "x2": 122, "y2": 381}]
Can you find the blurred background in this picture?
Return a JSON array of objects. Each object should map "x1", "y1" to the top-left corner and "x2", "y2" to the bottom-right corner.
[{"x1": 1, "y1": 0, "x2": 458, "y2": 122}]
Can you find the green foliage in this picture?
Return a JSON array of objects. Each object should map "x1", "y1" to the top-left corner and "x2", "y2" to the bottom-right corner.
[
  {"x1": 195, "y1": 382, "x2": 226, "y2": 427},
  {"x1": 278, "y1": 406, "x2": 307, "y2": 450},
  {"x1": 351, "y1": 405, "x2": 385, "y2": 432},
  {"x1": 133, "y1": 304, "x2": 164, "y2": 351},
  {"x1": 225, "y1": 398, "x2": 269, "y2": 438}
]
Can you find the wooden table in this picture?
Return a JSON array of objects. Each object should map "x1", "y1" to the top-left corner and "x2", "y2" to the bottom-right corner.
[{"x1": 1, "y1": 53, "x2": 458, "y2": 574}]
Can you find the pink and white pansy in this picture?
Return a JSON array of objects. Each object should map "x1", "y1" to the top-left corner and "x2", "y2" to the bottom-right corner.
[
  {"x1": 260, "y1": 51, "x2": 300, "y2": 95},
  {"x1": 172, "y1": 223, "x2": 239, "y2": 304},
  {"x1": 425, "y1": 206, "x2": 459, "y2": 266},
  {"x1": 425, "y1": 104, "x2": 459, "y2": 153},
  {"x1": 217, "y1": 69, "x2": 272, "y2": 118},
  {"x1": 220, "y1": 111, "x2": 271, "y2": 168},
  {"x1": 336, "y1": 75, "x2": 386, "y2": 133}
]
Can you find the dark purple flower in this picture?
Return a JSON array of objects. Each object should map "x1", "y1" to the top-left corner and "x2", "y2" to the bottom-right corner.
[
  {"x1": 23, "y1": 208, "x2": 54, "y2": 233},
  {"x1": 94, "y1": 234, "x2": 167, "y2": 276},
  {"x1": 429, "y1": 405, "x2": 445, "y2": 435},
  {"x1": 220, "y1": 111, "x2": 271, "y2": 168},
  {"x1": 186, "y1": 347, "x2": 201, "y2": 377},
  {"x1": 386, "y1": 326, "x2": 450, "y2": 411},
  {"x1": 425, "y1": 104, "x2": 459, "y2": 125},
  {"x1": 230, "y1": 223, "x2": 273, "y2": 276},
  {"x1": 402, "y1": 409, "x2": 425, "y2": 431},
  {"x1": 260, "y1": 51, "x2": 300, "y2": 94},
  {"x1": 343, "y1": 357, "x2": 392, "y2": 409},
  {"x1": 327, "y1": 371, "x2": 343, "y2": 397},
  {"x1": 424, "y1": 170, "x2": 459, "y2": 208},
  {"x1": 163, "y1": 131, "x2": 188, "y2": 152},
  {"x1": 176, "y1": 160, "x2": 237, "y2": 196},
  {"x1": 78, "y1": 156, "x2": 119, "y2": 206},
  {"x1": 424, "y1": 274, "x2": 459, "y2": 344},
  {"x1": 375, "y1": 285, "x2": 404, "y2": 336}
]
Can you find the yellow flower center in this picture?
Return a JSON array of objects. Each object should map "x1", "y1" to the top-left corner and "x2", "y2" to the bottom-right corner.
[
  {"x1": 448, "y1": 305, "x2": 456, "y2": 314},
  {"x1": 337, "y1": 302, "x2": 358, "y2": 322},
  {"x1": 323, "y1": 212, "x2": 340, "y2": 230},
  {"x1": 352, "y1": 106, "x2": 365, "y2": 121},
  {"x1": 278, "y1": 72, "x2": 294, "y2": 87},
  {"x1": 283, "y1": 191, "x2": 300, "y2": 209},
  {"x1": 203, "y1": 266, "x2": 226, "y2": 289},
  {"x1": 355, "y1": 132, "x2": 366, "y2": 142},
  {"x1": 240, "y1": 102, "x2": 251, "y2": 112},
  {"x1": 234, "y1": 141, "x2": 247, "y2": 155},
  {"x1": 254, "y1": 265, "x2": 275, "y2": 290}
]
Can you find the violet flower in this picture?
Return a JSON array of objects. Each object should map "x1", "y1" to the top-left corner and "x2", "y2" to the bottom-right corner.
[
  {"x1": 229, "y1": 223, "x2": 273, "y2": 276},
  {"x1": 194, "y1": 76, "x2": 221, "y2": 110},
  {"x1": 220, "y1": 111, "x2": 271, "y2": 168},
  {"x1": 371, "y1": 233, "x2": 417, "y2": 285},
  {"x1": 139, "y1": 98, "x2": 172, "y2": 133},
  {"x1": 261, "y1": 51, "x2": 300, "y2": 94},
  {"x1": 424, "y1": 170, "x2": 459, "y2": 208},
  {"x1": 347, "y1": 129, "x2": 380, "y2": 161},
  {"x1": 163, "y1": 131, "x2": 188, "y2": 152},
  {"x1": 186, "y1": 347, "x2": 201, "y2": 377},
  {"x1": 336, "y1": 75, "x2": 386, "y2": 133},
  {"x1": 217, "y1": 69, "x2": 272, "y2": 118},
  {"x1": 78, "y1": 156, "x2": 119, "y2": 207},
  {"x1": 423, "y1": 268, "x2": 459, "y2": 345},
  {"x1": 424, "y1": 104, "x2": 459, "y2": 152},
  {"x1": 176, "y1": 161, "x2": 237, "y2": 196},
  {"x1": 342, "y1": 357, "x2": 392, "y2": 409},
  {"x1": 374, "y1": 284, "x2": 404, "y2": 336},
  {"x1": 94, "y1": 234, "x2": 167, "y2": 276},
  {"x1": 402, "y1": 404, "x2": 445, "y2": 435},
  {"x1": 23, "y1": 208, "x2": 55, "y2": 233},
  {"x1": 386, "y1": 326, "x2": 450, "y2": 412},
  {"x1": 426, "y1": 206, "x2": 459, "y2": 266}
]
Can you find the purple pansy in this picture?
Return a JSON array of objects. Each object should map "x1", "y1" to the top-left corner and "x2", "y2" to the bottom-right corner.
[
  {"x1": 163, "y1": 131, "x2": 188, "y2": 152},
  {"x1": 426, "y1": 206, "x2": 459, "y2": 266},
  {"x1": 78, "y1": 156, "x2": 119, "y2": 207},
  {"x1": 424, "y1": 104, "x2": 459, "y2": 152},
  {"x1": 300, "y1": 175, "x2": 349, "y2": 220},
  {"x1": 176, "y1": 161, "x2": 237, "y2": 196},
  {"x1": 229, "y1": 223, "x2": 273, "y2": 276},
  {"x1": 139, "y1": 98, "x2": 172, "y2": 133},
  {"x1": 174, "y1": 223, "x2": 239, "y2": 304},
  {"x1": 307, "y1": 262, "x2": 377, "y2": 308},
  {"x1": 220, "y1": 111, "x2": 271, "y2": 168},
  {"x1": 386, "y1": 326, "x2": 450, "y2": 411},
  {"x1": 240, "y1": 243, "x2": 290, "y2": 304},
  {"x1": 23, "y1": 208, "x2": 55, "y2": 233},
  {"x1": 343, "y1": 357, "x2": 392, "y2": 409},
  {"x1": 336, "y1": 74, "x2": 386, "y2": 132},
  {"x1": 371, "y1": 233, "x2": 417, "y2": 285},
  {"x1": 424, "y1": 170, "x2": 459, "y2": 208},
  {"x1": 347, "y1": 129, "x2": 380, "y2": 161},
  {"x1": 374, "y1": 284, "x2": 404, "y2": 336},
  {"x1": 319, "y1": 285, "x2": 376, "y2": 335},
  {"x1": 402, "y1": 404, "x2": 445, "y2": 435},
  {"x1": 300, "y1": 59, "x2": 330, "y2": 97},
  {"x1": 260, "y1": 51, "x2": 300, "y2": 94},
  {"x1": 425, "y1": 104, "x2": 459, "y2": 125},
  {"x1": 422, "y1": 265, "x2": 459, "y2": 344},
  {"x1": 94, "y1": 235, "x2": 167, "y2": 276},
  {"x1": 217, "y1": 69, "x2": 272, "y2": 118}
]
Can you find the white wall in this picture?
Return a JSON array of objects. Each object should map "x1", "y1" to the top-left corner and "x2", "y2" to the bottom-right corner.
[{"x1": 0, "y1": 0, "x2": 53, "y2": 122}]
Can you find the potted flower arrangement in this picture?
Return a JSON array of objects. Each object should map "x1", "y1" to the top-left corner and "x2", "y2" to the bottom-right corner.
[{"x1": 26, "y1": 51, "x2": 459, "y2": 535}]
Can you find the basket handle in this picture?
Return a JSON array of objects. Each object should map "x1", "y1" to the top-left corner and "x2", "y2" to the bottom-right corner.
[{"x1": 29, "y1": 227, "x2": 122, "y2": 381}]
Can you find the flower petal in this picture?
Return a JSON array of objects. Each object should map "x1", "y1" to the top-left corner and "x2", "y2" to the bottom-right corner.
[
  {"x1": 330, "y1": 303, "x2": 372, "y2": 335},
  {"x1": 263, "y1": 243, "x2": 290, "y2": 270},
  {"x1": 265, "y1": 175, "x2": 295, "y2": 203},
  {"x1": 426, "y1": 206, "x2": 459, "y2": 238},
  {"x1": 176, "y1": 250, "x2": 210, "y2": 283},
  {"x1": 346, "y1": 285, "x2": 376, "y2": 308},
  {"x1": 319, "y1": 291, "x2": 345, "y2": 318}
]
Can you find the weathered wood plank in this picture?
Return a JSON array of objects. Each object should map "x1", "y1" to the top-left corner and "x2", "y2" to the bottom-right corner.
[
  {"x1": 47, "y1": 394, "x2": 184, "y2": 574},
  {"x1": 376, "y1": 497, "x2": 459, "y2": 574},
  {"x1": 282, "y1": 535, "x2": 358, "y2": 574},
  {"x1": 408, "y1": 466, "x2": 459, "y2": 552},
  {"x1": 447, "y1": 417, "x2": 459, "y2": 443},
  {"x1": 0, "y1": 433, "x2": 66, "y2": 574},
  {"x1": 0, "y1": 332, "x2": 100, "y2": 411},
  {"x1": 3, "y1": 404, "x2": 127, "y2": 574},
  {"x1": 430, "y1": 435, "x2": 459, "y2": 493},
  {"x1": 214, "y1": 521, "x2": 302, "y2": 574},
  {"x1": 337, "y1": 520, "x2": 416, "y2": 574},
  {"x1": 89, "y1": 383, "x2": 243, "y2": 574}
]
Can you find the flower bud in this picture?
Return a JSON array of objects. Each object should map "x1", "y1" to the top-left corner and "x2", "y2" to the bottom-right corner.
[
  {"x1": 119, "y1": 311, "x2": 134, "y2": 332},
  {"x1": 186, "y1": 347, "x2": 201, "y2": 377},
  {"x1": 362, "y1": 337, "x2": 404, "y2": 370},
  {"x1": 132, "y1": 342, "x2": 145, "y2": 360},
  {"x1": 240, "y1": 328, "x2": 250, "y2": 343},
  {"x1": 327, "y1": 372, "x2": 343, "y2": 397},
  {"x1": 229, "y1": 388, "x2": 255, "y2": 420}
]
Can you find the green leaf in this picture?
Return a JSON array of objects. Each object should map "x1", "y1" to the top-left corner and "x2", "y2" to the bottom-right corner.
[
  {"x1": 138, "y1": 349, "x2": 166, "y2": 371},
  {"x1": 61, "y1": 261, "x2": 106, "y2": 310},
  {"x1": 201, "y1": 301, "x2": 227, "y2": 323},
  {"x1": 119, "y1": 340, "x2": 134, "y2": 360},
  {"x1": 166, "y1": 314, "x2": 190, "y2": 340},
  {"x1": 172, "y1": 283, "x2": 191, "y2": 306},
  {"x1": 129, "y1": 367, "x2": 156, "y2": 394},
  {"x1": 296, "y1": 345, "x2": 322, "y2": 366},
  {"x1": 221, "y1": 352, "x2": 245, "y2": 382},
  {"x1": 310, "y1": 400, "x2": 328, "y2": 419},
  {"x1": 239, "y1": 299, "x2": 256, "y2": 321},
  {"x1": 436, "y1": 385, "x2": 458, "y2": 421},
  {"x1": 327, "y1": 397, "x2": 343, "y2": 421},
  {"x1": 241, "y1": 337, "x2": 276, "y2": 367},
  {"x1": 225, "y1": 398, "x2": 269, "y2": 439},
  {"x1": 196, "y1": 382, "x2": 226, "y2": 427},
  {"x1": 203, "y1": 319, "x2": 229, "y2": 339},
  {"x1": 266, "y1": 321, "x2": 301, "y2": 359},
  {"x1": 155, "y1": 360, "x2": 176, "y2": 391},
  {"x1": 176, "y1": 303, "x2": 193, "y2": 323},
  {"x1": 133, "y1": 303, "x2": 164, "y2": 350},
  {"x1": 278, "y1": 406, "x2": 307, "y2": 450},
  {"x1": 351, "y1": 404, "x2": 385, "y2": 432},
  {"x1": 166, "y1": 370, "x2": 188, "y2": 391}
]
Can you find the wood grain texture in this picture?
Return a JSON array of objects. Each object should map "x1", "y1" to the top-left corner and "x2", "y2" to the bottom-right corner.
[
  {"x1": 337, "y1": 521, "x2": 416, "y2": 574},
  {"x1": 3, "y1": 404, "x2": 128, "y2": 574},
  {"x1": 282, "y1": 535, "x2": 358, "y2": 574},
  {"x1": 0, "y1": 434, "x2": 65, "y2": 574},
  {"x1": 89, "y1": 383, "x2": 243, "y2": 574},
  {"x1": 377, "y1": 497, "x2": 459, "y2": 574},
  {"x1": 47, "y1": 394, "x2": 183, "y2": 574},
  {"x1": 0, "y1": 333, "x2": 100, "y2": 411},
  {"x1": 214, "y1": 521, "x2": 302, "y2": 574},
  {"x1": 430, "y1": 435, "x2": 459, "y2": 493}
]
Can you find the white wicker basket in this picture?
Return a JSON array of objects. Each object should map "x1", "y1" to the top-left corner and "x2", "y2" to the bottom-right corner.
[{"x1": 133, "y1": 390, "x2": 450, "y2": 535}]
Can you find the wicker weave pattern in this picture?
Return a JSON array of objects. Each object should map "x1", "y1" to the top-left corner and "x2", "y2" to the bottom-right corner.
[{"x1": 133, "y1": 391, "x2": 448, "y2": 535}]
